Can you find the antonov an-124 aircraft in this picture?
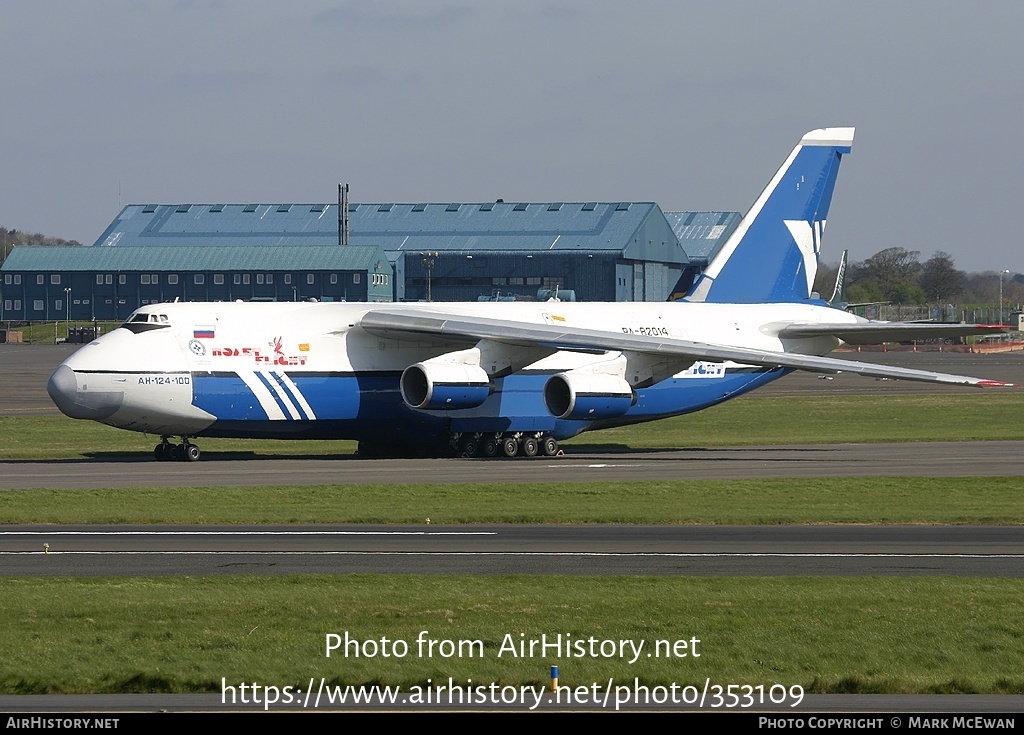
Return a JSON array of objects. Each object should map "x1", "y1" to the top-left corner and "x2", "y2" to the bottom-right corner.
[{"x1": 48, "y1": 128, "x2": 1012, "y2": 461}]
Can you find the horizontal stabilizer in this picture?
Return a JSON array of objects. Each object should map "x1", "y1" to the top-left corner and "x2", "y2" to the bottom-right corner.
[{"x1": 778, "y1": 322, "x2": 1010, "y2": 345}]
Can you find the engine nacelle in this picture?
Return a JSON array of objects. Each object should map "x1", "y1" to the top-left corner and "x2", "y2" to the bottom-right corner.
[
  {"x1": 400, "y1": 362, "x2": 492, "y2": 410},
  {"x1": 543, "y1": 371, "x2": 635, "y2": 420}
]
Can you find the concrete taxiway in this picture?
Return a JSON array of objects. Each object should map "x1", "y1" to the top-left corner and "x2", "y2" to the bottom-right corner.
[
  {"x1": 1, "y1": 440, "x2": 1021, "y2": 489},
  {"x1": 2, "y1": 524, "x2": 1022, "y2": 576}
]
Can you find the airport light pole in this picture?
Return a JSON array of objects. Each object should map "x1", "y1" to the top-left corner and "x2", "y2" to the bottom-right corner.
[
  {"x1": 64, "y1": 287, "x2": 71, "y2": 341},
  {"x1": 999, "y1": 269, "x2": 1010, "y2": 326},
  {"x1": 420, "y1": 252, "x2": 438, "y2": 302}
]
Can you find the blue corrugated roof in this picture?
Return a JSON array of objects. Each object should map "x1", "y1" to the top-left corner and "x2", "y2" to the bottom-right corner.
[
  {"x1": 94, "y1": 202, "x2": 671, "y2": 255},
  {"x1": 663, "y1": 211, "x2": 741, "y2": 261},
  {"x1": 1, "y1": 245, "x2": 390, "y2": 272}
]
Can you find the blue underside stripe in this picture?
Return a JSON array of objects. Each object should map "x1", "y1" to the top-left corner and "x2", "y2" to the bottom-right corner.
[{"x1": 190, "y1": 368, "x2": 786, "y2": 441}]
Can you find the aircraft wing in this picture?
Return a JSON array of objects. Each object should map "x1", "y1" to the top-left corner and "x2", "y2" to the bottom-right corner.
[
  {"x1": 358, "y1": 309, "x2": 1013, "y2": 387},
  {"x1": 778, "y1": 322, "x2": 1009, "y2": 345}
]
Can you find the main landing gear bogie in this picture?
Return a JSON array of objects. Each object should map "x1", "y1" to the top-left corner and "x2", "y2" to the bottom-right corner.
[
  {"x1": 455, "y1": 432, "x2": 561, "y2": 459},
  {"x1": 154, "y1": 437, "x2": 201, "y2": 462}
]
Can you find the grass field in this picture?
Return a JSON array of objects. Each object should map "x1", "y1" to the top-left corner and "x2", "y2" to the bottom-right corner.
[
  {"x1": 1, "y1": 576, "x2": 1022, "y2": 695},
  {"x1": 2, "y1": 391, "x2": 1022, "y2": 698},
  {"x1": 1, "y1": 476, "x2": 1023, "y2": 525}
]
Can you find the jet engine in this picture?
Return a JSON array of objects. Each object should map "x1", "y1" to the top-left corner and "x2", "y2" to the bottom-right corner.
[
  {"x1": 543, "y1": 371, "x2": 635, "y2": 420},
  {"x1": 400, "y1": 362, "x2": 492, "y2": 410}
]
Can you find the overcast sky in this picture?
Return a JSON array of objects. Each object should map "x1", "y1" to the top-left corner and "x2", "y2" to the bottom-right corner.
[{"x1": 3, "y1": 0, "x2": 1021, "y2": 271}]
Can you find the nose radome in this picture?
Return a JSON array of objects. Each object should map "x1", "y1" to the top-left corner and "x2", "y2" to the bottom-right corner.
[{"x1": 47, "y1": 365, "x2": 124, "y2": 420}]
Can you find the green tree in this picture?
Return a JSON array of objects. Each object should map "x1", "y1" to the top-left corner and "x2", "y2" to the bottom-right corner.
[
  {"x1": 918, "y1": 251, "x2": 964, "y2": 302},
  {"x1": 849, "y1": 247, "x2": 926, "y2": 304}
]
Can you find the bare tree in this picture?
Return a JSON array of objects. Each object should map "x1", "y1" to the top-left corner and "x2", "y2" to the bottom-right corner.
[{"x1": 919, "y1": 251, "x2": 964, "y2": 302}]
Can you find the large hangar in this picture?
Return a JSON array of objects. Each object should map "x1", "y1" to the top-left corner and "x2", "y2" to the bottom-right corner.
[
  {"x1": 1, "y1": 201, "x2": 740, "y2": 319},
  {"x1": 1, "y1": 244, "x2": 392, "y2": 321},
  {"x1": 87, "y1": 201, "x2": 737, "y2": 301}
]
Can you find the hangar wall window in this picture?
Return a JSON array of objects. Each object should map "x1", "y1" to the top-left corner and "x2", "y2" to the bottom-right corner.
[
  {"x1": 242, "y1": 274, "x2": 250, "y2": 285},
  {"x1": 141, "y1": 274, "x2": 151, "y2": 285},
  {"x1": 37, "y1": 275, "x2": 44, "y2": 285},
  {"x1": 3, "y1": 275, "x2": 9, "y2": 285},
  {"x1": 55, "y1": 300, "x2": 62, "y2": 311},
  {"x1": 194, "y1": 274, "x2": 205, "y2": 285},
  {"x1": 151, "y1": 274, "x2": 159, "y2": 284},
  {"x1": 119, "y1": 275, "x2": 127, "y2": 285},
  {"x1": 34, "y1": 300, "x2": 43, "y2": 311},
  {"x1": 330, "y1": 274, "x2": 338, "y2": 285},
  {"x1": 307, "y1": 274, "x2": 314, "y2": 285},
  {"x1": 168, "y1": 274, "x2": 179, "y2": 285},
  {"x1": 256, "y1": 274, "x2": 264, "y2": 285},
  {"x1": 13, "y1": 300, "x2": 20, "y2": 310},
  {"x1": 95, "y1": 275, "x2": 103, "y2": 285},
  {"x1": 284, "y1": 274, "x2": 291, "y2": 285},
  {"x1": 105, "y1": 275, "x2": 112, "y2": 285},
  {"x1": 51, "y1": 274, "x2": 61, "y2": 285},
  {"x1": 3, "y1": 300, "x2": 10, "y2": 310},
  {"x1": 233, "y1": 274, "x2": 241, "y2": 285},
  {"x1": 353, "y1": 273, "x2": 360, "y2": 284},
  {"x1": 266, "y1": 274, "x2": 273, "y2": 284},
  {"x1": 13, "y1": 275, "x2": 20, "y2": 285},
  {"x1": 214, "y1": 274, "x2": 224, "y2": 285}
]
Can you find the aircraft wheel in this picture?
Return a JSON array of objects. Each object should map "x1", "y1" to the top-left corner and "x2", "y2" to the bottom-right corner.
[
  {"x1": 356, "y1": 440, "x2": 377, "y2": 459},
  {"x1": 482, "y1": 438, "x2": 499, "y2": 458},
  {"x1": 521, "y1": 436, "x2": 539, "y2": 457},
  {"x1": 185, "y1": 444, "x2": 201, "y2": 462},
  {"x1": 460, "y1": 437, "x2": 479, "y2": 458},
  {"x1": 169, "y1": 444, "x2": 184, "y2": 461},
  {"x1": 541, "y1": 437, "x2": 559, "y2": 456},
  {"x1": 154, "y1": 443, "x2": 169, "y2": 461},
  {"x1": 501, "y1": 436, "x2": 519, "y2": 458}
]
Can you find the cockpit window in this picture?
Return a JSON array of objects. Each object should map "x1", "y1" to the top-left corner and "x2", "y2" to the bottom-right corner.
[{"x1": 120, "y1": 311, "x2": 172, "y2": 333}]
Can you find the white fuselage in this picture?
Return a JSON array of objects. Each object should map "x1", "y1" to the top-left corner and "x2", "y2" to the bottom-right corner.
[{"x1": 48, "y1": 299, "x2": 852, "y2": 441}]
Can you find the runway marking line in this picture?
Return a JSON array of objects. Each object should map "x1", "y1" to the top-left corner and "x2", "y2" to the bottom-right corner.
[
  {"x1": 3, "y1": 551, "x2": 1021, "y2": 558},
  {"x1": 0, "y1": 531, "x2": 496, "y2": 536}
]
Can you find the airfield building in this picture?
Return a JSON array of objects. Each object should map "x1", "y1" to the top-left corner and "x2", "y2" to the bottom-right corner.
[{"x1": 1, "y1": 202, "x2": 739, "y2": 321}]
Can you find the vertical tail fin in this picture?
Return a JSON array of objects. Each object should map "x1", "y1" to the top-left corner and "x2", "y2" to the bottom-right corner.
[{"x1": 686, "y1": 127, "x2": 854, "y2": 304}]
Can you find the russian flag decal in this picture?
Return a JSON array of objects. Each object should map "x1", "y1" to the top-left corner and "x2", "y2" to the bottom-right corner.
[{"x1": 194, "y1": 327, "x2": 215, "y2": 339}]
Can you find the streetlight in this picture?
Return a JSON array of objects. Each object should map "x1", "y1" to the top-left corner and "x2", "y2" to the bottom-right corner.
[
  {"x1": 999, "y1": 269, "x2": 1010, "y2": 325},
  {"x1": 64, "y1": 287, "x2": 71, "y2": 343},
  {"x1": 420, "y1": 252, "x2": 438, "y2": 302}
]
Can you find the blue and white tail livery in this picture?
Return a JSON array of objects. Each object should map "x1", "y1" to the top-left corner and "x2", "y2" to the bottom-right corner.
[
  {"x1": 47, "y1": 127, "x2": 1012, "y2": 461},
  {"x1": 687, "y1": 127, "x2": 854, "y2": 304}
]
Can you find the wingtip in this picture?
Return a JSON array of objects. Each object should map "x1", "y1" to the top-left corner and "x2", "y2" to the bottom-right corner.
[{"x1": 977, "y1": 380, "x2": 1015, "y2": 388}]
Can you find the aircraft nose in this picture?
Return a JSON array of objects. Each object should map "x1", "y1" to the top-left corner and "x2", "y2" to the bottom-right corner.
[{"x1": 47, "y1": 365, "x2": 124, "y2": 420}]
